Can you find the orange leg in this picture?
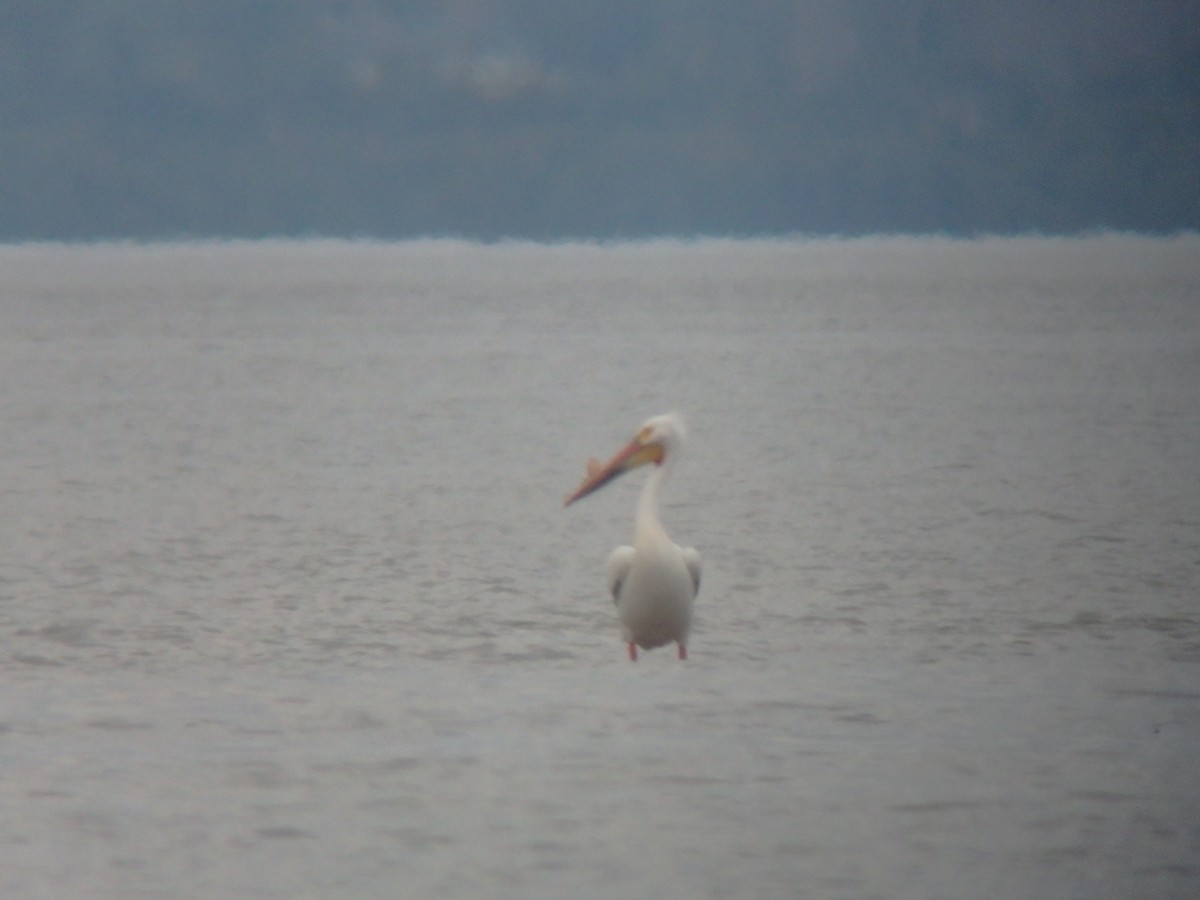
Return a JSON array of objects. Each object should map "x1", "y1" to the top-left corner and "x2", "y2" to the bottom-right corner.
[
  {"x1": 677, "y1": 643, "x2": 688, "y2": 661},
  {"x1": 628, "y1": 642, "x2": 638, "y2": 662}
]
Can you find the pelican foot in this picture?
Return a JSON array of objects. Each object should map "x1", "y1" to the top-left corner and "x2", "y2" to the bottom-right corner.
[
  {"x1": 677, "y1": 643, "x2": 688, "y2": 661},
  {"x1": 628, "y1": 642, "x2": 638, "y2": 662}
]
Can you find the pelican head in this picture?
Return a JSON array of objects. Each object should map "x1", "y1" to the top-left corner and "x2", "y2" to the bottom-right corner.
[{"x1": 565, "y1": 413, "x2": 685, "y2": 507}]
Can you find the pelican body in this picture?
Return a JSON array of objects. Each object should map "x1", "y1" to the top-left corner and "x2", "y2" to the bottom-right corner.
[{"x1": 565, "y1": 413, "x2": 701, "y2": 661}]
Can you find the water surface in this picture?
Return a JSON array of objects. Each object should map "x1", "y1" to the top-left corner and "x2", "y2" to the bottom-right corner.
[{"x1": 2, "y1": 235, "x2": 1198, "y2": 898}]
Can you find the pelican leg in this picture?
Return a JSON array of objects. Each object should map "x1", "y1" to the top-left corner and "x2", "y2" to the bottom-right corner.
[
  {"x1": 677, "y1": 643, "x2": 688, "y2": 661},
  {"x1": 628, "y1": 642, "x2": 638, "y2": 662}
]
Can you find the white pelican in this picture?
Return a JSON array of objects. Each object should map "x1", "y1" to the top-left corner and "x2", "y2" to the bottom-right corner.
[{"x1": 565, "y1": 413, "x2": 701, "y2": 661}]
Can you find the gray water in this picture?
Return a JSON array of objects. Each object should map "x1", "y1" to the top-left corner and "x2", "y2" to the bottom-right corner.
[{"x1": 2, "y1": 235, "x2": 1198, "y2": 899}]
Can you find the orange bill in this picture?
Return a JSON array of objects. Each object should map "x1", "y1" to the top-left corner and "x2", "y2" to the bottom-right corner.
[{"x1": 564, "y1": 439, "x2": 664, "y2": 506}]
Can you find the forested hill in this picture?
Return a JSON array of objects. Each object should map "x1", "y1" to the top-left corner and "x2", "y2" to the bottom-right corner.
[{"x1": 3, "y1": 1, "x2": 1197, "y2": 241}]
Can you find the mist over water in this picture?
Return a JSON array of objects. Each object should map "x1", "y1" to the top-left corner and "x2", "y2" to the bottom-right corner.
[{"x1": 2, "y1": 235, "x2": 1198, "y2": 898}]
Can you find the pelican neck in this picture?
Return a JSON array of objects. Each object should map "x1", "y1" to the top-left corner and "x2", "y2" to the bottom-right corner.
[{"x1": 634, "y1": 461, "x2": 672, "y2": 546}]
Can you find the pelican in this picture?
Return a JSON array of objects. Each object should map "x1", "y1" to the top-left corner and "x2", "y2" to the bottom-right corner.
[{"x1": 565, "y1": 413, "x2": 701, "y2": 661}]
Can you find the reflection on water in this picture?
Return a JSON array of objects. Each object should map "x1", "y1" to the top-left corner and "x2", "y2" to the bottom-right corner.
[{"x1": 1, "y1": 236, "x2": 1198, "y2": 898}]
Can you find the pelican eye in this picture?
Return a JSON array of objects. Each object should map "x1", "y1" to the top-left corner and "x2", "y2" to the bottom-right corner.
[{"x1": 636, "y1": 426, "x2": 655, "y2": 444}]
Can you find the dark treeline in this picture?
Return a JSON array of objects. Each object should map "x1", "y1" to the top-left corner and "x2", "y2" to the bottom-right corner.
[{"x1": 3, "y1": 0, "x2": 1198, "y2": 240}]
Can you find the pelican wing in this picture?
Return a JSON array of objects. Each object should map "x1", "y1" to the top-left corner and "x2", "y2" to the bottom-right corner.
[
  {"x1": 607, "y1": 546, "x2": 636, "y2": 606},
  {"x1": 681, "y1": 547, "x2": 702, "y2": 597}
]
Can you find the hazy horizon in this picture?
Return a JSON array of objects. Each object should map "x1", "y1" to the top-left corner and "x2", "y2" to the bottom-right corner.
[{"x1": 4, "y1": 1, "x2": 1198, "y2": 243}]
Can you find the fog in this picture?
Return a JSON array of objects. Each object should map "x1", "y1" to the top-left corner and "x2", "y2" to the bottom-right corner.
[{"x1": 3, "y1": 1, "x2": 1197, "y2": 240}]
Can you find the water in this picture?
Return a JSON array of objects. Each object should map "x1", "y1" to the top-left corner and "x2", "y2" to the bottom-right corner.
[{"x1": 2, "y1": 235, "x2": 1198, "y2": 898}]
